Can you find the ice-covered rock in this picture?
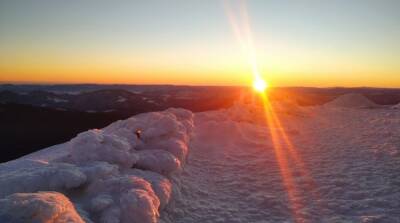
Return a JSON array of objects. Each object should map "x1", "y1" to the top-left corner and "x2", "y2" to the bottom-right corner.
[
  {"x1": 135, "y1": 149, "x2": 181, "y2": 176},
  {"x1": 0, "y1": 192, "x2": 85, "y2": 223},
  {"x1": 0, "y1": 162, "x2": 86, "y2": 197},
  {"x1": 0, "y1": 108, "x2": 194, "y2": 223},
  {"x1": 104, "y1": 108, "x2": 193, "y2": 146},
  {"x1": 127, "y1": 169, "x2": 173, "y2": 210},
  {"x1": 87, "y1": 176, "x2": 160, "y2": 223},
  {"x1": 79, "y1": 161, "x2": 119, "y2": 182},
  {"x1": 138, "y1": 138, "x2": 189, "y2": 163},
  {"x1": 68, "y1": 129, "x2": 138, "y2": 168},
  {"x1": 103, "y1": 118, "x2": 143, "y2": 148}
]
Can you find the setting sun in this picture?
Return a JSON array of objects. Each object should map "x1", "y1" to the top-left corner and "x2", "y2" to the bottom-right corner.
[{"x1": 253, "y1": 77, "x2": 268, "y2": 92}]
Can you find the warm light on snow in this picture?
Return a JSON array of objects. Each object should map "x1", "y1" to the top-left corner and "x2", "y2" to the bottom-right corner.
[{"x1": 2, "y1": 96, "x2": 400, "y2": 222}]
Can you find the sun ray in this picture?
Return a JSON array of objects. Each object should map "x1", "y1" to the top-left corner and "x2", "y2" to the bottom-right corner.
[
  {"x1": 260, "y1": 93, "x2": 306, "y2": 222},
  {"x1": 222, "y1": 0, "x2": 267, "y2": 88},
  {"x1": 223, "y1": 1, "x2": 323, "y2": 221}
]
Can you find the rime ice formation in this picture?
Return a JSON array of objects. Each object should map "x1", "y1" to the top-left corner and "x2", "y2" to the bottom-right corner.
[
  {"x1": 0, "y1": 108, "x2": 193, "y2": 223},
  {"x1": 0, "y1": 192, "x2": 85, "y2": 223}
]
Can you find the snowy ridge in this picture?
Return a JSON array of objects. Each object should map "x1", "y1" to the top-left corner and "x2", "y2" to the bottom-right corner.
[{"x1": 0, "y1": 108, "x2": 194, "y2": 223}]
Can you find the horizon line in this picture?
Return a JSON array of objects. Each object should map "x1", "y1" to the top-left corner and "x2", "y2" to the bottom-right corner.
[{"x1": 1, "y1": 81, "x2": 400, "y2": 90}]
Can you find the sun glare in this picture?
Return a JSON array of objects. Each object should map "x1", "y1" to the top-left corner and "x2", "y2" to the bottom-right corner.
[{"x1": 253, "y1": 77, "x2": 268, "y2": 92}]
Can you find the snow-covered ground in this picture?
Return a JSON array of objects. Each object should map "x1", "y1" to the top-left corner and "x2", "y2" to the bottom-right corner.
[{"x1": 1, "y1": 94, "x2": 400, "y2": 222}]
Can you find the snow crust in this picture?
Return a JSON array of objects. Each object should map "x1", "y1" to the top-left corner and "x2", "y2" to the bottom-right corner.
[
  {"x1": 169, "y1": 102, "x2": 400, "y2": 222},
  {"x1": 0, "y1": 108, "x2": 193, "y2": 223}
]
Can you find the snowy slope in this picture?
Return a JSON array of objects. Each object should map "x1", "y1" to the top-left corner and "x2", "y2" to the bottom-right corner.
[
  {"x1": 168, "y1": 103, "x2": 400, "y2": 223},
  {"x1": 1, "y1": 100, "x2": 400, "y2": 223}
]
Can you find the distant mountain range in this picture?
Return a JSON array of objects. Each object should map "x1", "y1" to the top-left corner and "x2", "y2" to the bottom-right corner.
[
  {"x1": 0, "y1": 85, "x2": 243, "y2": 114},
  {"x1": 1, "y1": 84, "x2": 400, "y2": 162}
]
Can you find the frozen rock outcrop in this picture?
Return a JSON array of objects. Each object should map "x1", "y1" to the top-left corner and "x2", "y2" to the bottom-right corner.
[
  {"x1": 0, "y1": 108, "x2": 194, "y2": 223},
  {"x1": 86, "y1": 176, "x2": 160, "y2": 223},
  {"x1": 0, "y1": 162, "x2": 86, "y2": 197},
  {"x1": 68, "y1": 129, "x2": 137, "y2": 168}
]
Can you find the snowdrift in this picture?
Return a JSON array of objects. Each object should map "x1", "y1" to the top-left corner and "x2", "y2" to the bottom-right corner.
[
  {"x1": 324, "y1": 93, "x2": 378, "y2": 108},
  {"x1": 0, "y1": 108, "x2": 194, "y2": 223},
  {"x1": 392, "y1": 103, "x2": 400, "y2": 109}
]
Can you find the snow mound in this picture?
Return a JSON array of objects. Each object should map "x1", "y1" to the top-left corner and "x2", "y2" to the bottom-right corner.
[
  {"x1": 86, "y1": 176, "x2": 160, "y2": 223},
  {"x1": 0, "y1": 162, "x2": 86, "y2": 197},
  {"x1": 0, "y1": 108, "x2": 193, "y2": 223},
  {"x1": 67, "y1": 129, "x2": 137, "y2": 168},
  {"x1": 135, "y1": 149, "x2": 181, "y2": 176},
  {"x1": 0, "y1": 192, "x2": 85, "y2": 223},
  {"x1": 125, "y1": 169, "x2": 173, "y2": 210},
  {"x1": 324, "y1": 93, "x2": 378, "y2": 108},
  {"x1": 392, "y1": 103, "x2": 400, "y2": 109}
]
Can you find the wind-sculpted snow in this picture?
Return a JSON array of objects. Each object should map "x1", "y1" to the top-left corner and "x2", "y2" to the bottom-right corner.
[
  {"x1": 170, "y1": 102, "x2": 400, "y2": 223},
  {"x1": 0, "y1": 108, "x2": 193, "y2": 223}
]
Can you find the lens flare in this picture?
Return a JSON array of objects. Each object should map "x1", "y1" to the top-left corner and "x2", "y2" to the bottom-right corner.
[
  {"x1": 224, "y1": 1, "x2": 323, "y2": 222},
  {"x1": 253, "y1": 77, "x2": 268, "y2": 92}
]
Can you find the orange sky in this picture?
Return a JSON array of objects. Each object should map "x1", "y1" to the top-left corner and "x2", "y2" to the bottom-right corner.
[{"x1": 1, "y1": 1, "x2": 399, "y2": 87}]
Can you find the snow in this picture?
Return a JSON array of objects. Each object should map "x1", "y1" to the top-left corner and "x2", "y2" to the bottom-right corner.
[
  {"x1": 116, "y1": 96, "x2": 127, "y2": 103},
  {"x1": 86, "y1": 175, "x2": 160, "y2": 223},
  {"x1": 0, "y1": 161, "x2": 86, "y2": 197},
  {"x1": 2, "y1": 98, "x2": 400, "y2": 222},
  {"x1": 392, "y1": 103, "x2": 400, "y2": 109},
  {"x1": 0, "y1": 108, "x2": 193, "y2": 223},
  {"x1": 0, "y1": 192, "x2": 85, "y2": 223},
  {"x1": 169, "y1": 103, "x2": 400, "y2": 222},
  {"x1": 135, "y1": 149, "x2": 181, "y2": 176},
  {"x1": 324, "y1": 93, "x2": 379, "y2": 108},
  {"x1": 66, "y1": 129, "x2": 137, "y2": 168},
  {"x1": 47, "y1": 96, "x2": 69, "y2": 103}
]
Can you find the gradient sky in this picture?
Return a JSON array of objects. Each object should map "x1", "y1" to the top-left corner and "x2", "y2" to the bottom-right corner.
[{"x1": 0, "y1": 0, "x2": 399, "y2": 87}]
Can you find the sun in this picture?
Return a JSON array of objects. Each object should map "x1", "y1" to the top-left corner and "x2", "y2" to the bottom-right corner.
[{"x1": 253, "y1": 77, "x2": 268, "y2": 92}]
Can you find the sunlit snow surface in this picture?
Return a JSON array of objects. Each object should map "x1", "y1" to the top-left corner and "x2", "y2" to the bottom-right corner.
[{"x1": 1, "y1": 94, "x2": 400, "y2": 223}]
